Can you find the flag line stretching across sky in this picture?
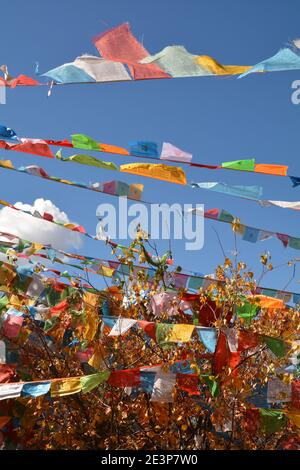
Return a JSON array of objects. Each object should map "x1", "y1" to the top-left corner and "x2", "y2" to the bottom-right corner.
[{"x1": 2, "y1": 23, "x2": 300, "y2": 89}]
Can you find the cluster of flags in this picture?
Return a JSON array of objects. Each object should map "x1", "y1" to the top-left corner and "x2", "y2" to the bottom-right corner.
[{"x1": 2, "y1": 23, "x2": 300, "y2": 90}]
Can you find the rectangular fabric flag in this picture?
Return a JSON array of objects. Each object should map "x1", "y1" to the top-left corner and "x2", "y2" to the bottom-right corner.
[
  {"x1": 254, "y1": 164, "x2": 288, "y2": 176},
  {"x1": 242, "y1": 226, "x2": 260, "y2": 243},
  {"x1": 108, "y1": 368, "x2": 140, "y2": 388},
  {"x1": 221, "y1": 159, "x2": 255, "y2": 171},
  {"x1": 73, "y1": 55, "x2": 132, "y2": 82},
  {"x1": 167, "y1": 324, "x2": 195, "y2": 342},
  {"x1": 71, "y1": 134, "x2": 100, "y2": 151},
  {"x1": 129, "y1": 141, "x2": 159, "y2": 158},
  {"x1": 120, "y1": 163, "x2": 187, "y2": 185},
  {"x1": 108, "y1": 318, "x2": 137, "y2": 336},
  {"x1": 150, "y1": 369, "x2": 176, "y2": 403},
  {"x1": 80, "y1": 372, "x2": 110, "y2": 393},
  {"x1": 0, "y1": 340, "x2": 6, "y2": 363},
  {"x1": 51, "y1": 377, "x2": 82, "y2": 397},
  {"x1": 0, "y1": 383, "x2": 23, "y2": 400},
  {"x1": 267, "y1": 377, "x2": 291, "y2": 404},
  {"x1": 21, "y1": 382, "x2": 51, "y2": 397},
  {"x1": 160, "y1": 142, "x2": 192, "y2": 163},
  {"x1": 197, "y1": 327, "x2": 217, "y2": 353},
  {"x1": 93, "y1": 23, "x2": 170, "y2": 80}
]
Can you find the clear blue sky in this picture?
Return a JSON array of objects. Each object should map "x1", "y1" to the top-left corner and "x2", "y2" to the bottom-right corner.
[{"x1": 1, "y1": 0, "x2": 300, "y2": 294}]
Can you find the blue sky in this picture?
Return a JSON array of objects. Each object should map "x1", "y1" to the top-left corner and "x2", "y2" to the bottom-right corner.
[{"x1": 1, "y1": 0, "x2": 300, "y2": 293}]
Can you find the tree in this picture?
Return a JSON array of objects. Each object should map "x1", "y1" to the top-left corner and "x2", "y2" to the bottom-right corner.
[{"x1": 0, "y1": 229, "x2": 300, "y2": 450}]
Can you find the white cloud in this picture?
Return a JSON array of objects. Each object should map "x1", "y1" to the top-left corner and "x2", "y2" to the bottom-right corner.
[{"x1": 0, "y1": 198, "x2": 83, "y2": 250}]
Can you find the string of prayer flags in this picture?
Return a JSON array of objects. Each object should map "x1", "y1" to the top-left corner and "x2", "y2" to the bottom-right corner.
[
  {"x1": 125, "y1": 195, "x2": 300, "y2": 249},
  {"x1": 192, "y1": 206, "x2": 300, "y2": 252},
  {"x1": 1, "y1": 228, "x2": 298, "y2": 305},
  {"x1": 2, "y1": 362, "x2": 299, "y2": 413},
  {"x1": 0, "y1": 159, "x2": 144, "y2": 201},
  {"x1": 140, "y1": 46, "x2": 245, "y2": 78},
  {"x1": 2, "y1": 124, "x2": 298, "y2": 182},
  {"x1": 3, "y1": 25, "x2": 300, "y2": 91},
  {"x1": 100, "y1": 316, "x2": 290, "y2": 358},
  {"x1": 71, "y1": 133, "x2": 130, "y2": 155},
  {"x1": 221, "y1": 159, "x2": 288, "y2": 176}
]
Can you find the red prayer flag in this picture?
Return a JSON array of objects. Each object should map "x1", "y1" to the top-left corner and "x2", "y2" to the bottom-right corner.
[
  {"x1": 108, "y1": 368, "x2": 140, "y2": 387},
  {"x1": 93, "y1": 23, "x2": 170, "y2": 80},
  {"x1": 292, "y1": 380, "x2": 300, "y2": 410},
  {"x1": 0, "y1": 364, "x2": 15, "y2": 383},
  {"x1": 177, "y1": 373, "x2": 200, "y2": 395}
]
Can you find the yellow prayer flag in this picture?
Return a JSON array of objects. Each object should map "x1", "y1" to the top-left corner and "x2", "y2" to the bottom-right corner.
[
  {"x1": 286, "y1": 412, "x2": 300, "y2": 428},
  {"x1": 88, "y1": 343, "x2": 106, "y2": 370},
  {"x1": 97, "y1": 265, "x2": 115, "y2": 277},
  {"x1": 82, "y1": 292, "x2": 101, "y2": 341},
  {"x1": 83, "y1": 306, "x2": 99, "y2": 341},
  {"x1": 51, "y1": 377, "x2": 82, "y2": 397},
  {"x1": 0, "y1": 159, "x2": 14, "y2": 169},
  {"x1": 83, "y1": 292, "x2": 101, "y2": 308},
  {"x1": 26, "y1": 243, "x2": 44, "y2": 255},
  {"x1": 120, "y1": 163, "x2": 187, "y2": 185},
  {"x1": 0, "y1": 200, "x2": 10, "y2": 209},
  {"x1": 168, "y1": 324, "x2": 195, "y2": 342},
  {"x1": 248, "y1": 295, "x2": 285, "y2": 310},
  {"x1": 196, "y1": 56, "x2": 251, "y2": 75}
]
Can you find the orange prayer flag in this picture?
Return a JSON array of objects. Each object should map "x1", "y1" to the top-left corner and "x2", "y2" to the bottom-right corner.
[
  {"x1": 254, "y1": 164, "x2": 288, "y2": 176},
  {"x1": 248, "y1": 295, "x2": 285, "y2": 310},
  {"x1": 100, "y1": 143, "x2": 130, "y2": 155}
]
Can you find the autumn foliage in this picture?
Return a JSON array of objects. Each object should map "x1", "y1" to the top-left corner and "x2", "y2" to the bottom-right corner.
[{"x1": 1, "y1": 231, "x2": 300, "y2": 450}]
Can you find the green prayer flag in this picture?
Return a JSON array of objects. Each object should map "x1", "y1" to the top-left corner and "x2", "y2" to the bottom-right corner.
[
  {"x1": 56, "y1": 148, "x2": 118, "y2": 170},
  {"x1": 0, "y1": 295, "x2": 8, "y2": 311},
  {"x1": 201, "y1": 374, "x2": 220, "y2": 397},
  {"x1": 288, "y1": 237, "x2": 300, "y2": 250},
  {"x1": 71, "y1": 134, "x2": 100, "y2": 151},
  {"x1": 80, "y1": 372, "x2": 110, "y2": 393},
  {"x1": 259, "y1": 409, "x2": 287, "y2": 435},
  {"x1": 237, "y1": 302, "x2": 258, "y2": 320},
  {"x1": 263, "y1": 335, "x2": 287, "y2": 358},
  {"x1": 218, "y1": 209, "x2": 234, "y2": 223},
  {"x1": 221, "y1": 159, "x2": 255, "y2": 172},
  {"x1": 69, "y1": 154, "x2": 118, "y2": 170}
]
